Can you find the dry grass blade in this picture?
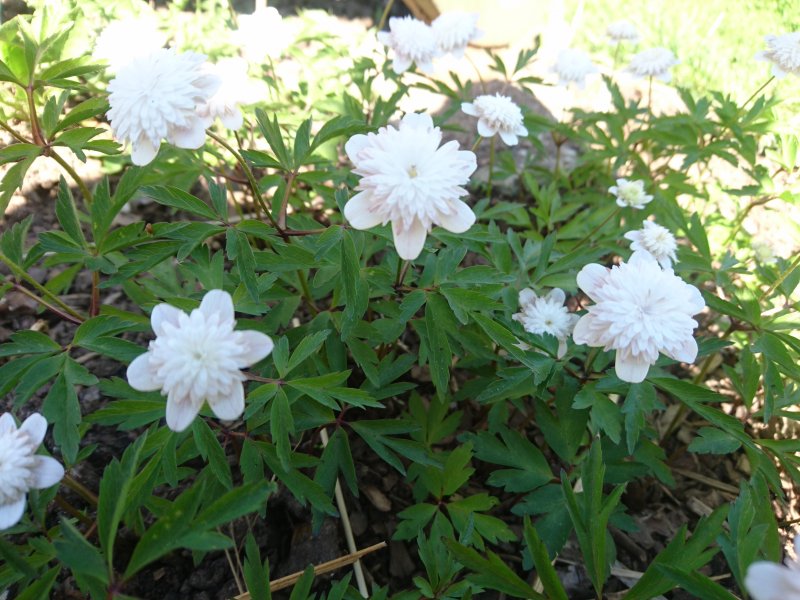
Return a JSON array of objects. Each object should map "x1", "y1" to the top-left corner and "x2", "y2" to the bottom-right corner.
[{"x1": 232, "y1": 541, "x2": 388, "y2": 599}]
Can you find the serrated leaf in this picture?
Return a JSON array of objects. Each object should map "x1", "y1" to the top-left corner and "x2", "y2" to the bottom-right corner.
[
  {"x1": 141, "y1": 185, "x2": 219, "y2": 220},
  {"x1": 271, "y1": 387, "x2": 295, "y2": 471},
  {"x1": 286, "y1": 329, "x2": 330, "y2": 375},
  {"x1": 688, "y1": 427, "x2": 742, "y2": 454},
  {"x1": 425, "y1": 293, "x2": 452, "y2": 399},
  {"x1": 193, "y1": 419, "x2": 233, "y2": 489}
]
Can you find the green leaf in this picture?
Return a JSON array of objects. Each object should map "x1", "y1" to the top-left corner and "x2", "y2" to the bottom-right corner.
[
  {"x1": 340, "y1": 230, "x2": 367, "y2": 339},
  {"x1": 523, "y1": 517, "x2": 568, "y2": 600},
  {"x1": 688, "y1": 427, "x2": 742, "y2": 454},
  {"x1": 655, "y1": 565, "x2": 739, "y2": 600},
  {"x1": 55, "y1": 178, "x2": 87, "y2": 247},
  {"x1": 469, "y1": 428, "x2": 553, "y2": 493},
  {"x1": 15, "y1": 566, "x2": 60, "y2": 600},
  {"x1": 0, "y1": 330, "x2": 61, "y2": 357},
  {"x1": 193, "y1": 419, "x2": 233, "y2": 489},
  {"x1": 194, "y1": 480, "x2": 275, "y2": 530},
  {"x1": 473, "y1": 313, "x2": 554, "y2": 383},
  {"x1": 308, "y1": 115, "x2": 365, "y2": 155},
  {"x1": 425, "y1": 294, "x2": 452, "y2": 400},
  {"x1": 54, "y1": 519, "x2": 109, "y2": 584},
  {"x1": 255, "y1": 109, "x2": 292, "y2": 169},
  {"x1": 622, "y1": 382, "x2": 660, "y2": 454},
  {"x1": 0, "y1": 156, "x2": 36, "y2": 214},
  {"x1": 271, "y1": 387, "x2": 295, "y2": 471},
  {"x1": 228, "y1": 228, "x2": 259, "y2": 302},
  {"x1": 289, "y1": 565, "x2": 316, "y2": 600},
  {"x1": 43, "y1": 357, "x2": 97, "y2": 464},
  {"x1": 244, "y1": 533, "x2": 272, "y2": 600},
  {"x1": 0, "y1": 142, "x2": 41, "y2": 165},
  {"x1": 286, "y1": 329, "x2": 330, "y2": 375},
  {"x1": 141, "y1": 185, "x2": 219, "y2": 220}
]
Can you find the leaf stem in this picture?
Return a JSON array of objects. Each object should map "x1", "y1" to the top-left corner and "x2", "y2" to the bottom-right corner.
[
  {"x1": 376, "y1": 0, "x2": 395, "y2": 31},
  {"x1": 63, "y1": 472, "x2": 99, "y2": 506},
  {"x1": 487, "y1": 136, "x2": 496, "y2": 200},
  {"x1": 49, "y1": 149, "x2": 93, "y2": 205},
  {"x1": 760, "y1": 252, "x2": 800, "y2": 302},
  {"x1": 25, "y1": 83, "x2": 45, "y2": 146},
  {"x1": 0, "y1": 255, "x2": 85, "y2": 322},
  {"x1": 297, "y1": 269, "x2": 319, "y2": 315},
  {"x1": 570, "y1": 207, "x2": 621, "y2": 251},
  {"x1": 0, "y1": 117, "x2": 30, "y2": 144},
  {"x1": 741, "y1": 75, "x2": 775, "y2": 112},
  {"x1": 5, "y1": 279, "x2": 83, "y2": 325}
]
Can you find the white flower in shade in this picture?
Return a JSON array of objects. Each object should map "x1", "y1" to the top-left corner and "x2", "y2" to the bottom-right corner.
[
  {"x1": 552, "y1": 48, "x2": 598, "y2": 89},
  {"x1": 755, "y1": 33, "x2": 800, "y2": 78},
  {"x1": 127, "y1": 290, "x2": 274, "y2": 432},
  {"x1": 573, "y1": 251, "x2": 705, "y2": 383},
  {"x1": 432, "y1": 11, "x2": 482, "y2": 58},
  {"x1": 624, "y1": 220, "x2": 678, "y2": 269},
  {"x1": 752, "y1": 240, "x2": 778, "y2": 265},
  {"x1": 461, "y1": 94, "x2": 528, "y2": 146},
  {"x1": 512, "y1": 288, "x2": 579, "y2": 358},
  {"x1": 628, "y1": 47, "x2": 679, "y2": 82},
  {"x1": 609, "y1": 178, "x2": 653, "y2": 209},
  {"x1": 0, "y1": 413, "x2": 64, "y2": 530},
  {"x1": 93, "y1": 14, "x2": 166, "y2": 71},
  {"x1": 344, "y1": 113, "x2": 476, "y2": 260},
  {"x1": 196, "y1": 58, "x2": 264, "y2": 130},
  {"x1": 745, "y1": 536, "x2": 800, "y2": 600},
  {"x1": 107, "y1": 48, "x2": 220, "y2": 166},
  {"x1": 377, "y1": 16, "x2": 440, "y2": 74},
  {"x1": 235, "y1": 6, "x2": 293, "y2": 63},
  {"x1": 606, "y1": 20, "x2": 639, "y2": 43}
]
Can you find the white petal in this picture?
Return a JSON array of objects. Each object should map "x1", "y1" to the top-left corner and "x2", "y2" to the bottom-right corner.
[
  {"x1": 519, "y1": 288, "x2": 537, "y2": 305},
  {"x1": 0, "y1": 496, "x2": 26, "y2": 530},
  {"x1": 615, "y1": 352, "x2": 651, "y2": 383},
  {"x1": 571, "y1": 314, "x2": 597, "y2": 345},
  {"x1": 209, "y1": 384, "x2": 245, "y2": 421},
  {"x1": 235, "y1": 330, "x2": 274, "y2": 366},
  {"x1": 131, "y1": 137, "x2": 159, "y2": 166},
  {"x1": 20, "y1": 413, "x2": 47, "y2": 447},
  {"x1": 556, "y1": 339, "x2": 568, "y2": 359},
  {"x1": 516, "y1": 124, "x2": 529, "y2": 136},
  {"x1": 151, "y1": 303, "x2": 184, "y2": 336},
  {"x1": 477, "y1": 120, "x2": 497, "y2": 138},
  {"x1": 220, "y1": 108, "x2": 244, "y2": 130},
  {"x1": 199, "y1": 289, "x2": 235, "y2": 325},
  {"x1": 345, "y1": 134, "x2": 370, "y2": 163},
  {"x1": 664, "y1": 337, "x2": 698, "y2": 364},
  {"x1": 545, "y1": 288, "x2": 566, "y2": 304},
  {"x1": 168, "y1": 118, "x2": 207, "y2": 149},
  {"x1": 166, "y1": 395, "x2": 200, "y2": 432},
  {"x1": 344, "y1": 191, "x2": 384, "y2": 230},
  {"x1": 401, "y1": 112, "x2": 434, "y2": 131},
  {"x1": 437, "y1": 200, "x2": 476, "y2": 234},
  {"x1": 461, "y1": 102, "x2": 477, "y2": 116},
  {"x1": 745, "y1": 562, "x2": 800, "y2": 600},
  {"x1": 392, "y1": 219, "x2": 428, "y2": 260},
  {"x1": 0, "y1": 413, "x2": 16, "y2": 435},
  {"x1": 392, "y1": 56, "x2": 413, "y2": 74},
  {"x1": 498, "y1": 130, "x2": 519, "y2": 146},
  {"x1": 29, "y1": 456, "x2": 64, "y2": 489},
  {"x1": 576, "y1": 264, "x2": 608, "y2": 300},
  {"x1": 127, "y1": 353, "x2": 162, "y2": 391}
]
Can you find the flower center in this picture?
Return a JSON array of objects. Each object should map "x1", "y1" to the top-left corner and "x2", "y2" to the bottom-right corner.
[{"x1": 407, "y1": 165, "x2": 419, "y2": 178}]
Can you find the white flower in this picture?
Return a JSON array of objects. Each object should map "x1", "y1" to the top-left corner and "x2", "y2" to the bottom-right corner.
[
  {"x1": 461, "y1": 94, "x2": 528, "y2": 146},
  {"x1": 377, "y1": 16, "x2": 440, "y2": 74},
  {"x1": 512, "y1": 288, "x2": 579, "y2": 358},
  {"x1": 552, "y1": 48, "x2": 598, "y2": 89},
  {"x1": 432, "y1": 11, "x2": 482, "y2": 58},
  {"x1": 573, "y1": 251, "x2": 705, "y2": 383},
  {"x1": 628, "y1": 47, "x2": 679, "y2": 82},
  {"x1": 127, "y1": 290, "x2": 274, "y2": 432},
  {"x1": 745, "y1": 536, "x2": 800, "y2": 600},
  {"x1": 197, "y1": 58, "x2": 264, "y2": 130},
  {"x1": 344, "y1": 113, "x2": 477, "y2": 260},
  {"x1": 756, "y1": 33, "x2": 800, "y2": 78},
  {"x1": 607, "y1": 20, "x2": 639, "y2": 43},
  {"x1": 752, "y1": 240, "x2": 778, "y2": 264},
  {"x1": 624, "y1": 220, "x2": 678, "y2": 269},
  {"x1": 93, "y1": 14, "x2": 166, "y2": 72},
  {"x1": 107, "y1": 48, "x2": 220, "y2": 166},
  {"x1": 609, "y1": 178, "x2": 653, "y2": 209},
  {"x1": 235, "y1": 6, "x2": 293, "y2": 63},
  {"x1": 0, "y1": 413, "x2": 64, "y2": 530}
]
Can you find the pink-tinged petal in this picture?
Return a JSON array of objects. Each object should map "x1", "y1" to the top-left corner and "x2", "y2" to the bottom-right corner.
[
  {"x1": 437, "y1": 199, "x2": 475, "y2": 234},
  {"x1": 664, "y1": 337, "x2": 698, "y2": 364},
  {"x1": 127, "y1": 353, "x2": 161, "y2": 391},
  {"x1": 196, "y1": 73, "x2": 222, "y2": 97},
  {"x1": 235, "y1": 330, "x2": 274, "y2": 366},
  {"x1": 392, "y1": 219, "x2": 428, "y2": 260},
  {"x1": 168, "y1": 118, "x2": 207, "y2": 149},
  {"x1": 401, "y1": 112, "x2": 434, "y2": 131},
  {"x1": 477, "y1": 120, "x2": 497, "y2": 138},
  {"x1": 345, "y1": 134, "x2": 371, "y2": 164},
  {"x1": 745, "y1": 561, "x2": 800, "y2": 600},
  {"x1": 29, "y1": 456, "x2": 64, "y2": 489},
  {"x1": 545, "y1": 288, "x2": 566, "y2": 305},
  {"x1": 614, "y1": 352, "x2": 651, "y2": 383},
  {"x1": 151, "y1": 303, "x2": 184, "y2": 336},
  {"x1": 220, "y1": 108, "x2": 244, "y2": 130},
  {"x1": 556, "y1": 339, "x2": 568, "y2": 359},
  {"x1": 461, "y1": 102, "x2": 477, "y2": 116},
  {"x1": 344, "y1": 191, "x2": 383, "y2": 230},
  {"x1": 20, "y1": 413, "x2": 47, "y2": 447},
  {"x1": 199, "y1": 289, "x2": 235, "y2": 325},
  {"x1": 571, "y1": 313, "x2": 597, "y2": 346},
  {"x1": 165, "y1": 395, "x2": 200, "y2": 432},
  {"x1": 519, "y1": 288, "x2": 537, "y2": 305},
  {"x1": 131, "y1": 137, "x2": 159, "y2": 166},
  {"x1": 576, "y1": 264, "x2": 608, "y2": 300},
  {"x1": 0, "y1": 413, "x2": 16, "y2": 435},
  {"x1": 498, "y1": 130, "x2": 519, "y2": 146},
  {"x1": 209, "y1": 384, "x2": 245, "y2": 421},
  {"x1": 0, "y1": 496, "x2": 26, "y2": 530}
]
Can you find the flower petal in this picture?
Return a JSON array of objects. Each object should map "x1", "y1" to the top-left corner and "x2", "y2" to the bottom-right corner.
[
  {"x1": 477, "y1": 119, "x2": 497, "y2": 138},
  {"x1": 127, "y1": 353, "x2": 162, "y2": 391},
  {"x1": 344, "y1": 191, "x2": 384, "y2": 230},
  {"x1": 29, "y1": 456, "x2": 64, "y2": 489},
  {"x1": 151, "y1": 303, "x2": 184, "y2": 336},
  {"x1": 461, "y1": 102, "x2": 477, "y2": 116},
  {"x1": 556, "y1": 338, "x2": 568, "y2": 359},
  {"x1": 168, "y1": 118, "x2": 207, "y2": 149},
  {"x1": 392, "y1": 219, "x2": 428, "y2": 260},
  {"x1": 498, "y1": 130, "x2": 519, "y2": 146},
  {"x1": 0, "y1": 413, "x2": 16, "y2": 435},
  {"x1": 392, "y1": 56, "x2": 413, "y2": 74},
  {"x1": 0, "y1": 496, "x2": 26, "y2": 530},
  {"x1": 235, "y1": 330, "x2": 274, "y2": 366},
  {"x1": 220, "y1": 108, "x2": 244, "y2": 130},
  {"x1": 20, "y1": 413, "x2": 47, "y2": 447},
  {"x1": 571, "y1": 313, "x2": 597, "y2": 346},
  {"x1": 131, "y1": 137, "x2": 159, "y2": 166},
  {"x1": 401, "y1": 112, "x2": 434, "y2": 131},
  {"x1": 209, "y1": 384, "x2": 245, "y2": 421},
  {"x1": 166, "y1": 395, "x2": 200, "y2": 432},
  {"x1": 345, "y1": 134, "x2": 370, "y2": 163},
  {"x1": 745, "y1": 561, "x2": 800, "y2": 600},
  {"x1": 614, "y1": 352, "x2": 651, "y2": 383},
  {"x1": 199, "y1": 289, "x2": 235, "y2": 325},
  {"x1": 519, "y1": 288, "x2": 537, "y2": 306},
  {"x1": 576, "y1": 264, "x2": 608, "y2": 300},
  {"x1": 664, "y1": 337, "x2": 698, "y2": 364},
  {"x1": 437, "y1": 200, "x2": 476, "y2": 234},
  {"x1": 545, "y1": 288, "x2": 566, "y2": 305}
]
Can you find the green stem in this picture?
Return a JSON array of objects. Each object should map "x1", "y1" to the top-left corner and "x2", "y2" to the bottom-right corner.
[
  {"x1": 760, "y1": 253, "x2": 800, "y2": 302},
  {"x1": 277, "y1": 170, "x2": 297, "y2": 231},
  {"x1": 63, "y1": 473, "x2": 98, "y2": 506},
  {"x1": 376, "y1": 0, "x2": 395, "y2": 31},
  {"x1": 487, "y1": 136, "x2": 496, "y2": 200},
  {"x1": 612, "y1": 41, "x2": 621, "y2": 69},
  {"x1": 647, "y1": 75, "x2": 653, "y2": 115},
  {"x1": 741, "y1": 75, "x2": 775, "y2": 112},
  {"x1": 49, "y1": 149, "x2": 93, "y2": 205},
  {"x1": 6, "y1": 279, "x2": 83, "y2": 325},
  {"x1": 0, "y1": 117, "x2": 30, "y2": 144},
  {"x1": 0, "y1": 255, "x2": 85, "y2": 321},
  {"x1": 395, "y1": 259, "x2": 410, "y2": 287},
  {"x1": 25, "y1": 83, "x2": 44, "y2": 146},
  {"x1": 570, "y1": 207, "x2": 621, "y2": 251},
  {"x1": 296, "y1": 269, "x2": 319, "y2": 315},
  {"x1": 471, "y1": 136, "x2": 483, "y2": 152}
]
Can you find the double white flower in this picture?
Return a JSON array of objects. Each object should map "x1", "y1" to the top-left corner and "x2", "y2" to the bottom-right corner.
[
  {"x1": 0, "y1": 413, "x2": 64, "y2": 530},
  {"x1": 628, "y1": 47, "x2": 679, "y2": 82},
  {"x1": 344, "y1": 113, "x2": 477, "y2": 260},
  {"x1": 624, "y1": 220, "x2": 678, "y2": 269},
  {"x1": 513, "y1": 288, "x2": 578, "y2": 359},
  {"x1": 431, "y1": 11, "x2": 482, "y2": 58},
  {"x1": 127, "y1": 290, "x2": 274, "y2": 432},
  {"x1": 756, "y1": 32, "x2": 800, "y2": 79},
  {"x1": 573, "y1": 252, "x2": 704, "y2": 383},
  {"x1": 552, "y1": 48, "x2": 598, "y2": 89},
  {"x1": 461, "y1": 94, "x2": 528, "y2": 146},
  {"x1": 609, "y1": 178, "x2": 653, "y2": 209},
  {"x1": 378, "y1": 16, "x2": 440, "y2": 74}
]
